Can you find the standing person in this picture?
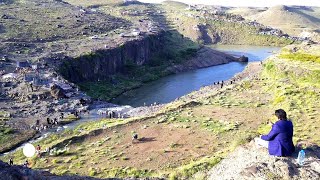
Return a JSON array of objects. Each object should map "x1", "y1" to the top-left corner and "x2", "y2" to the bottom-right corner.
[
  {"x1": 108, "y1": 111, "x2": 113, "y2": 119},
  {"x1": 132, "y1": 133, "x2": 139, "y2": 143},
  {"x1": 9, "y1": 158, "x2": 13, "y2": 165},
  {"x1": 74, "y1": 111, "x2": 79, "y2": 119},
  {"x1": 60, "y1": 113, "x2": 64, "y2": 120},
  {"x1": 30, "y1": 82, "x2": 33, "y2": 92},
  {"x1": 53, "y1": 118, "x2": 58, "y2": 125},
  {"x1": 46, "y1": 117, "x2": 51, "y2": 125},
  {"x1": 36, "y1": 145, "x2": 41, "y2": 157},
  {"x1": 255, "y1": 109, "x2": 295, "y2": 157}
]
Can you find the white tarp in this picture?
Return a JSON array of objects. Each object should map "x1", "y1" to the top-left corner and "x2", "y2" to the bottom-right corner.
[{"x1": 2, "y1": 73, "x2": 18, "y2": 80}]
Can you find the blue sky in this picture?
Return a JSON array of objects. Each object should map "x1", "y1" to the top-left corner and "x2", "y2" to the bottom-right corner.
[{"x1": 138, "y1": 0, "x2": 320, "y2": 7}]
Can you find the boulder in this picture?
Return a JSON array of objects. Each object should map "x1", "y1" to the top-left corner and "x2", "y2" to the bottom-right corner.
[
  {"x1": 50, "y1": 84, "x2": 66, "y2": 100},
  {"x1": 207, "y1": 141, "x2": 320, "y2": 180},
  {"x1": 238, "y1": 55, "x2": 249, "y2": 62}
]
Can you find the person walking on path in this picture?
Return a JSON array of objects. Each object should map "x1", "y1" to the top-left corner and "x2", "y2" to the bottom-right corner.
[{"x1": 255, "y1": 109, "x2": 295, "y2": 157}]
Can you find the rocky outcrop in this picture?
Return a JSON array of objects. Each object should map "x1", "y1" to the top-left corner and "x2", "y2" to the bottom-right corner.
[
  {"x1": 0, "y1": 160, "x2": 164, "y2": 180},
  {"x1": 238, "y1": 55, "x2": 249, "y2": 62},
  {"x1": 197, "y1": 25, "x2": 214, "y2": 44},
  {"x1": 207, "y1": 141, "x2": 320, "y2": 180},
  {"x1": 59, "y1": 32, "x2": 166, "y2": 83},
  {"x1": 167, "y1": 46, "x2": 245, "y2": 73},
  {"x1": 0, "y1": 160, "x2": 110, "y2": 180},
  {"x1": 50, "y1": 84, "x2": 66, "y2": 100}
]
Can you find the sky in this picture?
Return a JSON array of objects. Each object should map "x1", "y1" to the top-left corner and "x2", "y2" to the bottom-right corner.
[{"x1": 138, "y1": 0, "x2": 320, "y2": 7}]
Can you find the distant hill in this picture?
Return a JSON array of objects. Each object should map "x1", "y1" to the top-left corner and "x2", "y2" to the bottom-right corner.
[
  {"x1": 162, "y1": 0, "x2": 188, "y2": 8},
  {"x1": 228, "y1": 5, "x2": 320, "y2": 39}
]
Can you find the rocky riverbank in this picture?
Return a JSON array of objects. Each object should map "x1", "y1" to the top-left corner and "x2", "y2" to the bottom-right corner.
[{"x1": 166, "y1": 46, "x2": 247, "y2": 73}]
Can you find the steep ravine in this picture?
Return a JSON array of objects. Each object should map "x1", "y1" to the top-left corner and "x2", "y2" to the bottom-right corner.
[
  {"x1": 58, "y1": 31, "x2": 246, "y2": 85},
  {"x1": 59, "y1": 32, "x2": 167, "y2": 83}
]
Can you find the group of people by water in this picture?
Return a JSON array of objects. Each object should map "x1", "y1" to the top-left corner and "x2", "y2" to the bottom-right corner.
[
  {"x1": 97, "y1": 109, "x2": 125, "y2": 119},
  {"x1": 32, "y1": 110, "x2": 82, "y2": 132}
]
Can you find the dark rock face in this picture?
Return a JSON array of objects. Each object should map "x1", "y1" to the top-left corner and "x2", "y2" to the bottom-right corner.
[
  {"x1": 238, "y1": 55, "x2": 249, "y2": 62},
  {"x1": 197, "y1": 25, "x2": 213, "y2": 44},
  {"x1": 166, "y1": 47, "x2": 239, "y2": 73},
  {"x1": 59, "y1": 32, "x2": 165, "y2": 83}
]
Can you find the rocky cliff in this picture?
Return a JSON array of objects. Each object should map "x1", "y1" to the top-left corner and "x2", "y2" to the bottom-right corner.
[
  {"x1": 59, "y1": 32, "x2": 166, "y2": 83},
  {"x1": 166, "y1": 46, "x2": 241, "y2": 73}
]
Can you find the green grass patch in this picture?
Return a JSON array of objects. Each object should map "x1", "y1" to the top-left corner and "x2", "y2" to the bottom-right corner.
[
  {"x1": 169, "y1": 156, "x2": 221, "y2": 180},
  {"x1": 279, "y1": 52, "x2": 320, "y2": 63}
]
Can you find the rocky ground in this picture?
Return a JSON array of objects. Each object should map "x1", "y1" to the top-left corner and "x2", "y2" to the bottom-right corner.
[
  {"x1": 0, "y1": 160, "x2": 164, "y2": 180},
  {"x1": 207, "y1": 141, "x2": 320, "y2": 180}
]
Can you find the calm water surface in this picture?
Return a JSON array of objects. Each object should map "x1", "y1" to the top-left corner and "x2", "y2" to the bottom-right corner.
[{"x1": 112, "y1": 45, "x2": 281, "y2": 107}]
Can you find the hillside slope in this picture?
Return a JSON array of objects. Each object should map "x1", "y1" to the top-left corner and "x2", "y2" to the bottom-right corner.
[
  {"x1": 2, "y1": 44, "x2": 320, "y2": 179},
  {"x1": 228, "y1": 5, "x2": 320, "y2": 40},
  {"x1": 162, "y1": 3, "x2": 295, "y2": 45}
]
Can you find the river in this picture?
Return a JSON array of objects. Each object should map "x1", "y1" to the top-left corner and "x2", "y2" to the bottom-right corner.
[{"x1": 112, "y1": 45, "x2": 281, "y2": 107}]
